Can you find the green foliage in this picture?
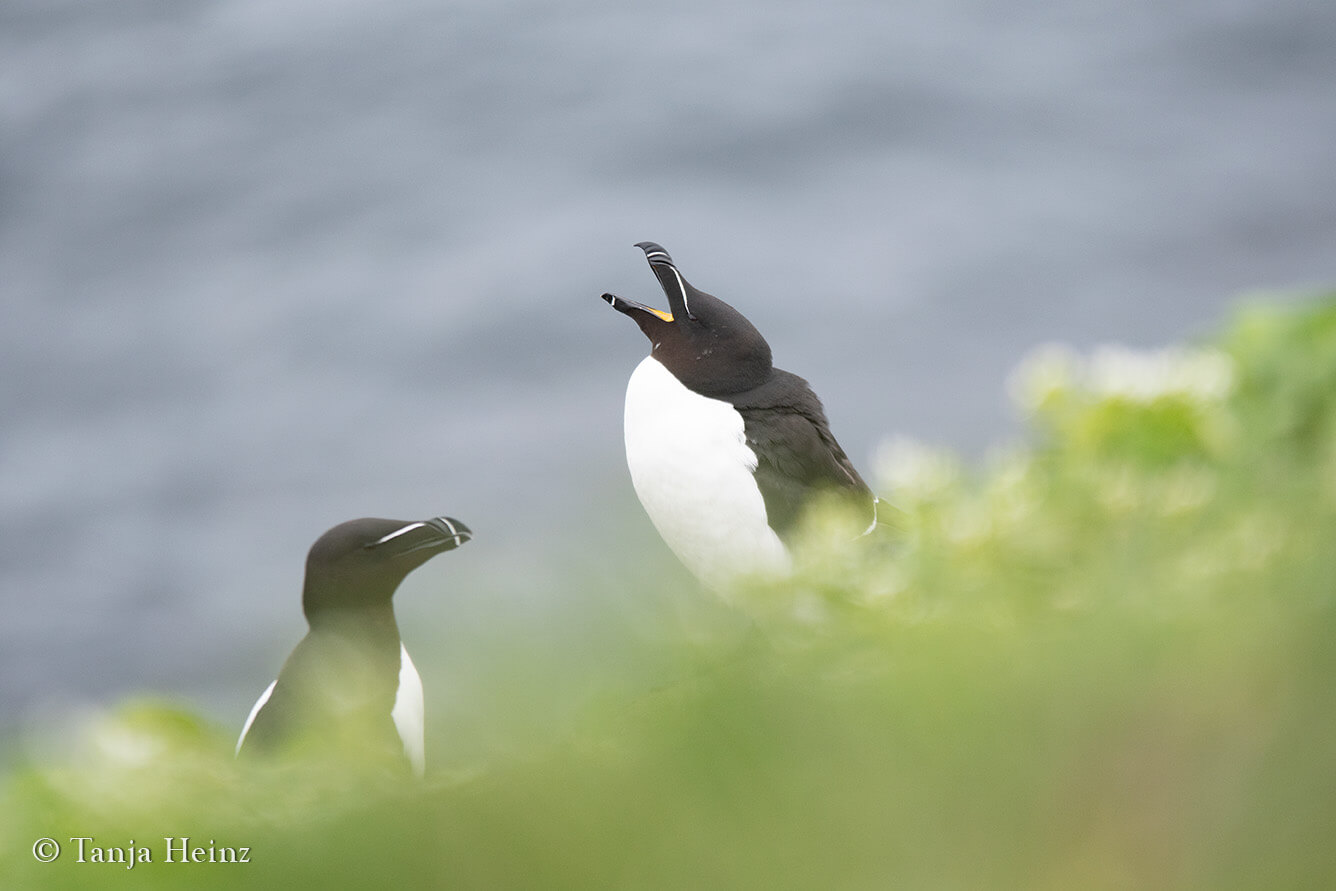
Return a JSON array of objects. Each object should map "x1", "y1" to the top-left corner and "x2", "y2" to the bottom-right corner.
[{"x1": 5, "y1": 295, "x2": 1336, "y2": 889}]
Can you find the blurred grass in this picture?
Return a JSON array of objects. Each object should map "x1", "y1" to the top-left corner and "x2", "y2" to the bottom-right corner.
[{"x1": 5, "y1": 295, "x2": 1336, "y2": 889}]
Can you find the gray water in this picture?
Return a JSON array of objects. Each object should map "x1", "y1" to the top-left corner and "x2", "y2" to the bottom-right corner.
[{"x1": 4, "y1": 0, "x2": 1335, "y2": 740}]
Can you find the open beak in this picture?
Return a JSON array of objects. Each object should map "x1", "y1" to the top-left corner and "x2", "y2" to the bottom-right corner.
[{"x1": 600, "y1": 241, "x2": 698, "y2": 328}]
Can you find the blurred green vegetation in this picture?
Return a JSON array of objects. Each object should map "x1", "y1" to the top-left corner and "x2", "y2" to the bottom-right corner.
[{"x1": 5, "y1": 296, "x2": 1336, "y2": 889}]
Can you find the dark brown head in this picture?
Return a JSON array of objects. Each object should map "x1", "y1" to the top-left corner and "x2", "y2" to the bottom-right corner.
[
  {"x1": 602, "y1": 242, "x2": 773, "y2": 398},
  {"x1": 301, "y1": 516, "x2": 471, "y2": 619}
]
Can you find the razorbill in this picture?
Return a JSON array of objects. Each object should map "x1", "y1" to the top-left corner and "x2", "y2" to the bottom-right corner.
[
  {"x1": 601, "y1": 241, "x2": 881, "y2": 590},
  {"x1": 236, "y1": 516, "x2": 471, "y2": 776}
]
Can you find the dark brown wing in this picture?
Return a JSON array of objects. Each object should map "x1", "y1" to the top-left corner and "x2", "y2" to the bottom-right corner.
[{"x1": 734, "y1": 370, "x2": 875, "y2": 537}]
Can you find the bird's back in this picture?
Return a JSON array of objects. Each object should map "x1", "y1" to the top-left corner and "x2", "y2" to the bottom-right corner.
[{"x1": 733, "y1": 368, "x2": 876, "y2": 536}]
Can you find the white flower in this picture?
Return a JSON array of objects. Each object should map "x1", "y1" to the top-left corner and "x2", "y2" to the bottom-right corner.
[
  {"x1": 1087, "y1": 345, "x2": 1235, "y2": 403},
  {"x1": 1008, "y1": 342, "x2": 1236, "y2": 409},
  {"x1": 873, "y1": 436, "x2": 958, "y2": 500},
  {"x1": 1007, "y1": 343, "x2": 1080, "y2": 412}
]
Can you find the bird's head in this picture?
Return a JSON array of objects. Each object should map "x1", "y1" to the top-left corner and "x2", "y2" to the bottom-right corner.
[
  {"x1": 302, "y1": 516, "x2": 472, "y2": 617},
  {"x1": 602, "y1": 242, "x2": 773, "y2": 397}
]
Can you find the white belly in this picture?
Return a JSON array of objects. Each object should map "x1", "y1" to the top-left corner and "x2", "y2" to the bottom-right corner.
[{"x1": 623, "y1": 356, "x2": 790, "y2": 590}]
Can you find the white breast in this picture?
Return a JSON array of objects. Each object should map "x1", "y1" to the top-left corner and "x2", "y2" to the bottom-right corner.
[
  {"x1": 236, "y1": 645, "x2": 425, "y2": 776},
  {"x1": 623, "y1": 356, "x2": 790, "y2": 591},
  {"x1": 391, "y1": 643, "x2": 425, "y2": 777},
  {"x1": 235, "y1": 679, "x2": 276, "y2": 754}
]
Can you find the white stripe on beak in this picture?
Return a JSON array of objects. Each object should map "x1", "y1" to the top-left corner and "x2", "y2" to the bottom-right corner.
[{"x1": 369, "y1": 522, "x2": 427, "y2": 547}]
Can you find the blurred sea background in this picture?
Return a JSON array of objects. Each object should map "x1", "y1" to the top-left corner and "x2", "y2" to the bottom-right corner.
[{"x1": 3, "y1": 0, "x2": 1335, "y2": 745}]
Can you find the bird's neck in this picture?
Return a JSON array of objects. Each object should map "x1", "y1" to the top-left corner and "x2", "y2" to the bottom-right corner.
[{"x1": 305, "y1": 601, "x2": 401, "y2": 648}]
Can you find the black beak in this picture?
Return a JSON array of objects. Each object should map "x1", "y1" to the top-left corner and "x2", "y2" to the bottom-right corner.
[
  {"x1": 422, "y1": 516, "x2": 471, "y2": 550},
  {"x1": 599, "y1": 241, "x2": 699, "y2": 328},
  {"x1": 601, "y1": 291, "x2": 674, "y2": 322},
  {"x1": 635, "y1": 241, "x2": 674, "y2": 266},
  {"x1": 634, "y1": 241, "x2": 697, "y2": 321},
  {"x1": 367, "y1": 516, "x2": 472, "y2": 557}
]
